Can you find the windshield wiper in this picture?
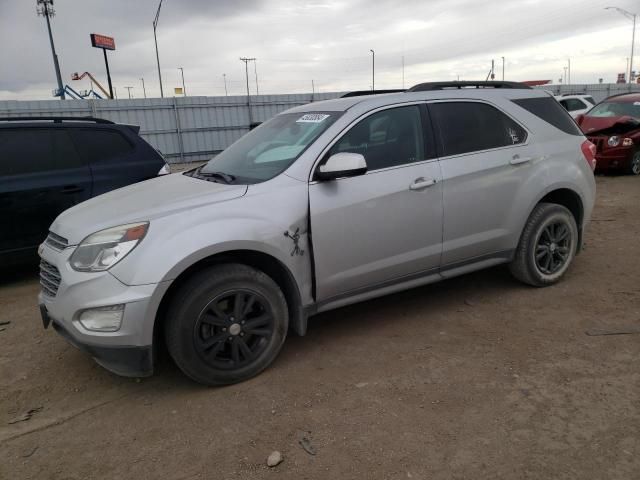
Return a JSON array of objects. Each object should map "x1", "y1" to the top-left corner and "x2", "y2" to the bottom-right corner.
[{"x1": 197, "y1": 168, "x2": 236, "y2": 184}]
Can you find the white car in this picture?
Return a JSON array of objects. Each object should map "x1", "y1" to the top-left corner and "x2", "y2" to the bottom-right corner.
[{"x1": 555, "y1": 94, "x2": 596, "y2": 118}]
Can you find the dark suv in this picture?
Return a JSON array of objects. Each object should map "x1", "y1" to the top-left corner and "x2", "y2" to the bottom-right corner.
[{"x1": 0, "y1": 117, "x2": 169, "y2": 265}]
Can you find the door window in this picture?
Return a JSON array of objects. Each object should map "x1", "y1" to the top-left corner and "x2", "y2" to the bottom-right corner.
[
  {"x1": 0, "y1": 129, "x2": 84, "y2": 175},
  {"x1": 430, "y1": 102, "x2": 527, "y2": 157},
  {"x1": 70, "y1": 129, "x2": 134, "y2": 164},
  {"x1": 328, "y1": 105, "x2": 426, "y2": 171}
]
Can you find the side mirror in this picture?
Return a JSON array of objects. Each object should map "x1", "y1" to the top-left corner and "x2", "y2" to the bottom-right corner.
[
  {"x1": 575, "y1": 114, "x2": 585, "y2": 125},
  {"x1": 316, "y1": 152, "x2": 367, "y2": 181}
]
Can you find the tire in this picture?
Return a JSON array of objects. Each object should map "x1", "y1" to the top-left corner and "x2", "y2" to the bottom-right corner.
[
  {"x1": 509, "y1": 203, "x2": 579, "y2": 287},
  {"x1": 629, "y1": 150, "x2": 640, "y2": 176},
  {"x1": 164, "y1": 263, "x2": 289, "y2": 386}
]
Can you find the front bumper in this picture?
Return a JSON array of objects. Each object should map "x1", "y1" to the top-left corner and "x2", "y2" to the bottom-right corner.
[{"x1": 38, "y1": 242, "x2": 170, "y2": 377}]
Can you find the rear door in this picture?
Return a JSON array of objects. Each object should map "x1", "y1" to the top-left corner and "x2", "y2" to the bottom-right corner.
[
  {"x1": 428, "y1": 101, "x2": 536, "y2": 270},
  {"x1": 309, "y1": 104, "x2": 444, "y2": 301},
  {"x1": 69, "y1": 128, "x2": 156, "y2": 196},
  {"x1": 0, "y1": 127, "x2": 91, "y2": 254}
]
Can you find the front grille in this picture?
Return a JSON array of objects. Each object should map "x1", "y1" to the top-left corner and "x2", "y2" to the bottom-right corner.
[
  {"x1": 588, "y1": 136, "x2": 605, "y2": 154},
  {"x1": 45, "y1": 231, "x2": 69, "y2": 251},
  {"x1": 40, "y1": 260, "x2": 61, "y2": 297}
]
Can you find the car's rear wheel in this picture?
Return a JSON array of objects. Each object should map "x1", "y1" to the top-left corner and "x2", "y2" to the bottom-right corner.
[
  {"x1": 629, "y1": 150, "x2": 640, "y2": 175},
  {"x1": 509, "y1": 203, "x2": 578, "y2": 287},
  {"x1": 165, "y1": 264, "x2": 288, "y2": 385}
]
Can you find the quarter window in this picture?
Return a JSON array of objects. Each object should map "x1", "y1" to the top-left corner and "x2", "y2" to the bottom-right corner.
[
  {"x1": 563, "y1": 99, "x2": 587, "y2": 112},
  {"x1": 70, "y1": 129, "x2": 134, "y2": 164},
  {"x1": 328, "y1": 105, "x2": 426, "y2": 171},
  {"x1": 430, "y1": 102, "x2": 527, "y2": 157}
]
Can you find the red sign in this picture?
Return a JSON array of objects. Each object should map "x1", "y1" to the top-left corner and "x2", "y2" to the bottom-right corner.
[{"x1": 90, "y1": 33, "x2": 116, "y2": 51}]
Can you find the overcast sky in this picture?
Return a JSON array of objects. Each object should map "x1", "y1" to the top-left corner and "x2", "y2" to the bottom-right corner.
[{"x1": 0, "y1": 0, "x2": 638, "y2": 100}]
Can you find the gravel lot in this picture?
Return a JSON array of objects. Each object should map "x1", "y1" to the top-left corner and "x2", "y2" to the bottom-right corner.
[{"x1": 1, "y1": 176, "x2": 639, "y2": 480}]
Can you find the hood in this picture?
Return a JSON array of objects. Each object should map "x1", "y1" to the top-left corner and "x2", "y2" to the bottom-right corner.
[
  {"x1": 51, "y1": 173, "x2": 247, "y2": 244},
  {"x1": 580, "y1": 115, "x2": 640, "y2": 135}
]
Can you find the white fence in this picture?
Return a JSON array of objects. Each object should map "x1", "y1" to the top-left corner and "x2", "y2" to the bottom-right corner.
[
  {"x1": 0, "y1": 93, "x2": 341, "y2": 163},
  {"x1": 2, "y1": 84, "x2": 639, "y2": 163}
]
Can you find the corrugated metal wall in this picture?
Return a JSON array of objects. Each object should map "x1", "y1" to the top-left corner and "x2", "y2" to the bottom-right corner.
[
  {"x1": 0, "y1": 93, "x2": 342, "y2": 163},
  {"x1": 533, "y1": 83, "x2": 640, "y2": 103}
]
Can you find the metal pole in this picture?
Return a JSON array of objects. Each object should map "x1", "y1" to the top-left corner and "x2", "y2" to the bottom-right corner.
[
  {"x1": 253, "y1": 60, "x2": 259, "y2": 96},
  {"x1": 402, "y1": 56, "x2": 405, "y2": 89},
  {"x1": 40, "y1": 1, "x2": 65, "y2": 100},
  {"x1": 124, "y1": 86, "x2": 133, "y2": 99},
  {"x1": 240, "y1": 57, "x2": 254, "y2": 125},
  {"x1": 140, "y1": 78, "x2": 147, "y2": 98},
  {"x1": 223, "y1": 73, "x2": 228, "y2": 96},
  {"x1": 370, "y1": 49, "x2": 375, "y2": 91},
  {"x1": 568, "y1": 58, "x2": 571, "y2": 85},
  {"x1": 631, "y1": 14, "x2": 636, "y2": 83},
  {"x1": 153, "y1": 0, "x2": 164, "y2": 98},
  {"x1": 178, "y1": 67, "x2": 186, "y2": 96},
  {"x1": 502, "y1": 56, "x2": 505, "y2": 81},
  {"x1": 103, "y1": 48, "x2": 114, "y2": 99},
  {"x1": 311, "y1": 79, "x2": 315, "y2": 102}
]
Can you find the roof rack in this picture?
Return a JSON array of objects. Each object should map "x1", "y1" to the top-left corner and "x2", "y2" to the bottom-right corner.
[
  {"x1": 0, "y1": 116, "x2": 114, "y2": 124},
  {"x1": 407, "y1": 81, "x2": 532, "y2": 92},
  {"x1": 341, "y1": 89, "x2": 406, "y2": 98}
]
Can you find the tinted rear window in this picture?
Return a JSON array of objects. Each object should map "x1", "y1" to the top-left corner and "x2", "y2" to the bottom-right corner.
[
  {"x1": 0, "y1": 129, "x2": 84, "y2": 175},
  {"x1": 70, "y1": 129, "x2": 134, "y2": 164},
  {"x1": 512, "y1": 97, "x2": 583, "y2": 136},
  {"x1": 430, "y1": 102, "x2": 527, "y2": 157}
]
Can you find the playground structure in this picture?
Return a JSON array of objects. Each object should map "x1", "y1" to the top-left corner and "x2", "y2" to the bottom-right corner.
[{"x1": 51, "y1": 72, "x2": 112, "y2": 99}]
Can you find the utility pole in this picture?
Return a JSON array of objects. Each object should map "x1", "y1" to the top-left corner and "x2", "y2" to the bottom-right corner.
[
  {"x1": 37, "y1": 0, "x2": 65, "y2": 100},
  {"x1": 253, "y1": 60, "x2": 259, "y2": 96},
  {"x1": 140, "y1": 78, "x2": 147, "y2": 98},
  {"x1": 124, "y1": 86, "x2": 133, "y2": 99},
  {"x1": 223, "y1": 73, "x2": 228, "y2": 96},
  {"x1": 501, "y1": 56, "x2": 505, "y2": 81},
  {"x1": 153, "y1": 0, "x2": 164, "y2": 97},
  {"x1": 370, "y1": 49, "x2": 375, "y2": 91},
  {"x1": 178, "y1": 67, "x2": 186, "y2": 96},
  {"x1": 606, "y1": 7, "x2": 637, "y2": 83},
  {"x1": 240, "y1": 57, "x2": 255, "y2": 125}
]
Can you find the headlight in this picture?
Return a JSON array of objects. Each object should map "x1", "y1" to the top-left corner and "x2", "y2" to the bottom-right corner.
[
  {"x1": 70, "y1": 222, "x2": 149, "y2": 272},
  {"x1": 608, "y1": 136, "x2": 620, "y2": 147}
]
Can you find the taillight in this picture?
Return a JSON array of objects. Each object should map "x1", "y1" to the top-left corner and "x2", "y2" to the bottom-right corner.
[{"x1": 581, "y1": 140, "x2": 597, "y2": 171}]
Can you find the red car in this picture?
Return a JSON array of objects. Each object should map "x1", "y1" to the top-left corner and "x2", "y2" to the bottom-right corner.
[{"x1": 576, "y1": 93, "x2": 640, "y2": 175}]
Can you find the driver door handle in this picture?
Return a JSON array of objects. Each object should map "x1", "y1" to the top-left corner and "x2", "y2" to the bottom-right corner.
[
  {"x1": 510, "y1": 155, "x2": 533, "y2": 165},
  {"x1": 410, "y1": 177, "x2": 437, "y2": 191}
]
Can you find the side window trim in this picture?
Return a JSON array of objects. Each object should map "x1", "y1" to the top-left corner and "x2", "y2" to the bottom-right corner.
[
  {"x1": 426, "y1": 99, "x2": 530, "y2": 160},
  {"x1": 310, "y1": 101, "x2": 438, "y2": 182}
]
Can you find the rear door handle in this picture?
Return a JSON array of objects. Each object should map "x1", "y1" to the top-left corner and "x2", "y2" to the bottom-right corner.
[
  {"x1": 510, "y1": 155, "x2": 533, "y2": 165},
  {"x1": 61, "y1": 185, "x2": 83, "y2": 194},
  {"x1": 409, "y1": 177, "x2": 437, "y2": 191}
]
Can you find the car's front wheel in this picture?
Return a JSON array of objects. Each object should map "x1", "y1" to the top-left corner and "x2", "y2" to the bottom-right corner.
[
  {"x1": 509, "y1": 203, "x2": 579, "y2": 287},
  {"x1": 165, "y1": 264, "x2": 289, "y2": 385},
  {"x1": 629, "y1": 150, "x2": 640, "y2": 175}
]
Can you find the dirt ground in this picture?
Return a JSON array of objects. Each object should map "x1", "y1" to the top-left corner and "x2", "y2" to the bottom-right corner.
[{"x1": 1, "y1": 176, "x2": 639, "y2": 480}]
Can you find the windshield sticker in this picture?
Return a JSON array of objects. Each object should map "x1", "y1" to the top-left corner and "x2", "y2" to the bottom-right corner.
[{"x1": 296, "y1": 113, "x2": 330, "y2": 123}]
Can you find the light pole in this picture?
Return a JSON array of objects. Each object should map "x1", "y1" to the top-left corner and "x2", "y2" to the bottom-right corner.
[
  {"x1": 253, "y1": 60, "x2": 259, "y2": 96},
  {"x1": 240, "y1": 57, "x2": 256, "y2": 125},
  {"x1": 153, "y1": 0, "x2": 164, "y2": 97},
  {"x1": 140, "y1": 77, "x2": 147, "y2": 98},
  {"x1": 178, "y1": 67, "x2": 186, "y2": 96},
  {"x1": 563, "y1": 67, "x2": 568, "y2": 84},
  {"x1": 37, "y1": 0, "x2": 65, "y2": 100},
  {"x1": 223, "y1": 73, "x2": 228, "y2": 96},
  {"x1": 606, "y1": 6, "x2": 637, "y2": 83},
  {"x1": 501, "y1": 56, "x2": 505, "y2": 81},
  {"x1": 370, "y1": 49, "x2": 375, "y2": 91},
  {"x1": 568, "y1": 58, "x2": 571, "y2": 85},
  {"x1": 124, "y1": 86, "x2": 133, "y2": 99}
]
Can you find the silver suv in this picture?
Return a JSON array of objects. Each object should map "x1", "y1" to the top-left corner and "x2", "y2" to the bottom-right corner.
[{"x1": 38, "y1": 81, "x2": 597, "y2": 385}]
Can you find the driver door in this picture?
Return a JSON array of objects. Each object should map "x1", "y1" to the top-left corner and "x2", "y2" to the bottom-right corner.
[{"x1": 309, "y1": 104, "x2": 444, "y2": 301}]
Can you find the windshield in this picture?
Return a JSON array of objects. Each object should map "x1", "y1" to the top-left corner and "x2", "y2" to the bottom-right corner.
[
  {"x1": 587, "y1": 101, "x2": 640, "y2": 119},
  {"x1": 199, "y1": 112, "x2": 339, "y2": 184}
]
